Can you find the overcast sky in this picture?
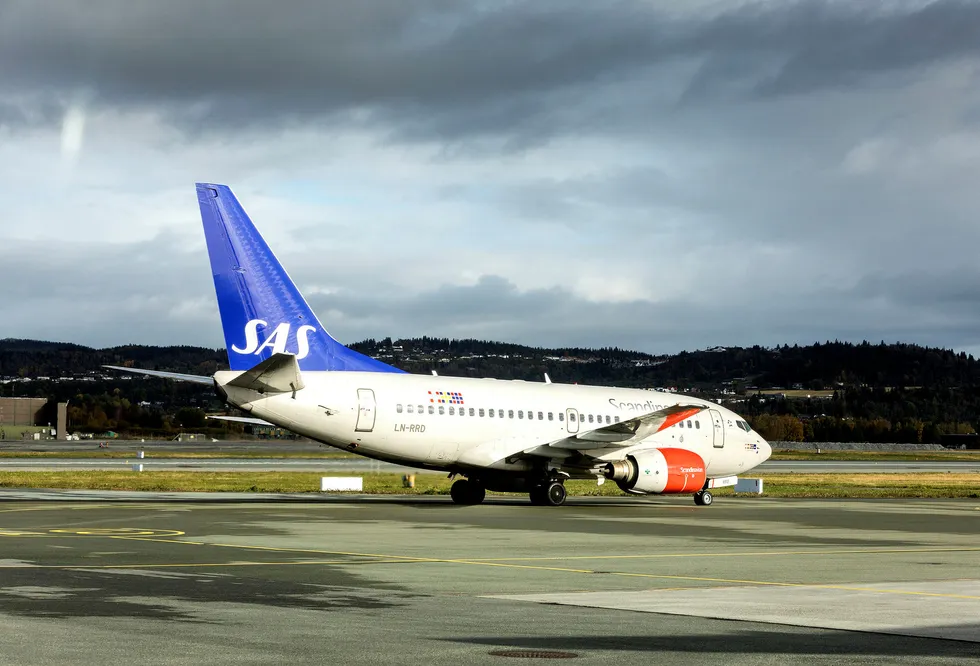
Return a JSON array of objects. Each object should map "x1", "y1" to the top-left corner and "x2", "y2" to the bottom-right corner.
[{"x1": 2, "y1": 0, "x2": 979, "y2": 356}]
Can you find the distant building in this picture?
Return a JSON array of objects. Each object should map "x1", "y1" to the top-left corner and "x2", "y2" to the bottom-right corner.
[{"x1": 0, "y1": 397, "x2": 48, "y2": 426}]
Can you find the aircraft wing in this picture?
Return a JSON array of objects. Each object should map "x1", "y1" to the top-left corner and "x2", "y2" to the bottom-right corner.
[
  {"x1": 206, "y1": 415, "x2": 276, "y2": 427},
  {"x1": 456, "y1": 403, "x2": 709, "y2": 468},
  {"x1": 103, "y1": 365, "x2": 214, "y2": 385},
  {"x1": 545, "y1": 403, "x2": 708, "y2": 450}
]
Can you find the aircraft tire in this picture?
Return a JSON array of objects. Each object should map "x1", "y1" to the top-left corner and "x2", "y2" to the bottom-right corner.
[
  {"x1": 545, "y1": 481, "x2": 567, "y2": 507},
  {"x1": 528, "y1": 485, "x2": 547, "y2": 505},
  {"x1": 451, "y1": 479, "x2": 484, "y2": 505},
  {"x1": 694, "y1": 490, "x2": 713, "y2": 506}
]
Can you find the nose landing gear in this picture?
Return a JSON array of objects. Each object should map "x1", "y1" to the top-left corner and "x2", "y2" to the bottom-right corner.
[{"x1": 693, "y1": 490, "x2": 713, "y2": 506}]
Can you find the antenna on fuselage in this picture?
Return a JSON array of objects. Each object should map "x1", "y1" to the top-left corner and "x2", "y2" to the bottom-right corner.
[
  {"x1": 432, "y1": 370, "x2": 438, "y2": 376},
  {"x1": 544, "y1": 373, "x2": 552, "y2": 384}
]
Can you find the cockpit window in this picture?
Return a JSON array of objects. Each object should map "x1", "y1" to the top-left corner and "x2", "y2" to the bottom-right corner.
[{"x1": 735, "y1": 420, "x2": 752, "y2": 432}]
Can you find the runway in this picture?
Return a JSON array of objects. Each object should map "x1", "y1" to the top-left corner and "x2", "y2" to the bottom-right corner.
[
  {"x1": 1, "y1": 457, "x2": 979, "y2": 473},
  {"x1": 0, "y1": 495, "x2": 977, "y2": 665}
]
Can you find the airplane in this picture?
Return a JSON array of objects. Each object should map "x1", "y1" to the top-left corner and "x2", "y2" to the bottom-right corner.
[{"x1": 107, "y1": 183, "x2": 772, "y2": 507}]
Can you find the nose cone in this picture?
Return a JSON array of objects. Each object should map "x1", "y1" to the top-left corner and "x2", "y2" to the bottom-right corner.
[{"x1": 759, "y1": 437, "x2": 772, "y2": 462}]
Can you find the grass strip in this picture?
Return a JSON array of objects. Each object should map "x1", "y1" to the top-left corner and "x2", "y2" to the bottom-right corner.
[
  {"x1": 769, "y1": 450, "x2": 980, "y2": 462},
  {"x1": 0, "y1": 472, "x2": 977, "y2": 498},
  {"x1": 0, "y1": 451, "x2": 354, "y2": 459}
]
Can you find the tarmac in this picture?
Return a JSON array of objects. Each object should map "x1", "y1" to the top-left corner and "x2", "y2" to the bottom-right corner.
[{"x1": 0, "y1": 494, "x2": 978, "y2": 665}]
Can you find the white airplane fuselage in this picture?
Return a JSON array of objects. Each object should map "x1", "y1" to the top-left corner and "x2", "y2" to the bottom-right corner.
[{"x1": 216, "y1": 369, "x2": 771, "y2": 482}]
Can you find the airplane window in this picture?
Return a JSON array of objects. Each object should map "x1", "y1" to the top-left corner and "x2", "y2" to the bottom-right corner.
[
  {"x1": 489, "y1": 409, "x2": 495, "y2": 417},
  {"x1": 438, "y1": 406, "x2": 445, "y2": 415},
  {"x1": 588, "y1": 414, "x2": 594, "y2": 423},
  {"x1": 518, "y1": 410, "x2": 524, "y2": 419},
  {"x1": 407, "y1": 405, "x2": 414, "y2": 414},
  {"x1": 460, "y1": 409, "x2": 465, "y2": 417},
  {"x1": 527, "y1": 411, "x2": 533, "y2": 420},
  {"x1": 449, "y1": 406, "x2": 455, "y2": 415},
  {"x1": 418, "y1": 405, "x2": 424, "y2": 414},
  {"x1": 605, "y1": 415, "x2": 610, "y2": 424},
  {"x1": 548, "y1": 412, "x2": 553, "y2": 421},
  {"x1": 499, "y1": 409, "x2": 504, "y2": 418},
  {"x1": 614, "y1": 416, "x2": 620, "y2": 423},
  {"x1": 469, "y1": 408, "x2": 475, "y2": 416},
  {"x1": 396, "y1": 404, "x2": 403, "y2": 413},
  {"x1": 508, "y1": 410, "x2": 514, "y2": 418},
  {"x1": 687, "y1": 420, "x2": 692, "y2": 428},
  {"x1": 479, "y1": 408, "x2": 485, "y2": 417},
  {"x1": 428, "y1": 405, "x2": 434, "y2": 415},
  {"x1": 537, "y1": 411, "x2": 543, "y2": 420},
  {"x1": 558, "y1": 413, "x2": 564, "y2": 422},
  {"x1": 569, "y1": 413, "x2": 576, "y2": 422},
  {"x1": 695, "y1": 421, "x2": 700, "y2": 429}
]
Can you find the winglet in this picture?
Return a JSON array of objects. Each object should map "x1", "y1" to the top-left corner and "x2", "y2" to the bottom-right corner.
[{"x1": 196, "y1": 183, "x2": 403, "y2": 374}]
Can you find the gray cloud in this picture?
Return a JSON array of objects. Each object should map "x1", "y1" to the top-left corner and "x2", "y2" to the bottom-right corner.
[
  {"x1": 1, "y1": 1, "x2": 979, "y2": 359},
  {"x1": 4, "y1": 1, "x2": 980, "y2": 137}
]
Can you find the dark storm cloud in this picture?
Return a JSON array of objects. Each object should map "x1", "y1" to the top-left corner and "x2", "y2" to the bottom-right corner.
[{"x1": 3, "y1": 0, "x2": 980, "y2": 135}]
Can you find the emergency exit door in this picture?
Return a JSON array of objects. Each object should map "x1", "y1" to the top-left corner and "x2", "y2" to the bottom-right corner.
[{"x1": 355, "y1": 389, "x2": 376, "y2": 432}]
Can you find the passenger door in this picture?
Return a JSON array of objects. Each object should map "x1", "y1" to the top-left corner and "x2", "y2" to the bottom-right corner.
[{"x1": 709, "y1": 409, "x2": 725, "y2": 448}]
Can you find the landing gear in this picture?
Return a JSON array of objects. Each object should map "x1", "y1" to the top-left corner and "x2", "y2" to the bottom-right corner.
[
  {"x1": 694, "y1": 490, "x2": 713, "y2": 506},
  {"x1": 450, "y1": 479, "x2": 486, "y2": 505},
  {"x1": 528, "y1": 480, "x2": 567, "y2": 506}
]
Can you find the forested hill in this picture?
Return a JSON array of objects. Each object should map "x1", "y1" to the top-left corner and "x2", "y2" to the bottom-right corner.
[{"x1": 2, "y1": 337, "x2": 978, "y2": 389}]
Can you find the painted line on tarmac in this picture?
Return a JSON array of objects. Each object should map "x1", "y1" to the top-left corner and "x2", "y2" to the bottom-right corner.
[
  {"x1": 459, "y1": 545, "x2": 980, "y2": 563},
  {"x1": 1, "y1": 535, "x2": 978, "y2": 601},
  {"x1": 100, "y1": 535, "x2": 980, "y2": 600},
  {"x1": 0, "y1": 559, "x2": 417, "y2": 570}
]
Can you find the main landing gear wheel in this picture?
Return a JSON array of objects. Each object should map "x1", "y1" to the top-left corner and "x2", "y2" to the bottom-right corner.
[
  {"x1": 529, "y1": 481, "x2": 567, "y2": 506},
  {"x1": 450, "y1": 479, "x2": 486, "y2": 505},
  {"x1": 546, "y1": 481, "x2": 567, "y2": 507},
  {"x1": 694, "y1": 490, "x2": 713, "y2": 506}
]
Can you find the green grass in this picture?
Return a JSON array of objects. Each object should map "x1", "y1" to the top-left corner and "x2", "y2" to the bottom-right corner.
[
  {"x1": 0, "y1": 450, "x2": 355, "y2": 459},
  {"x1": 770, "y1": 450, "x2": 980, "y2": 462},
  {"x1": 0, "y1": 471, "x2": 977, "y2": 498}
]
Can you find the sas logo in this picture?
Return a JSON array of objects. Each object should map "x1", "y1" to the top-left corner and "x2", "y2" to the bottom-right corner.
[{"x1": 232, "y1": 319, "x2": 317, "y2": 359}]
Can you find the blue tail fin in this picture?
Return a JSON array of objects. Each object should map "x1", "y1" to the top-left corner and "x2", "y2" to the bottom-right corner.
[{"x1": 196, "y1": 183, "x2": 403, "y2": 373}]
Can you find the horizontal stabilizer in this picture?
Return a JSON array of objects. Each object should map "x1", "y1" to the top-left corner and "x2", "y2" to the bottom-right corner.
[
  {"x1": 103, "y1": 365, "x2": 213, "y2": 385},
  {"x1": 225, "y1": 353, "x2": 305, "y2": 394}
]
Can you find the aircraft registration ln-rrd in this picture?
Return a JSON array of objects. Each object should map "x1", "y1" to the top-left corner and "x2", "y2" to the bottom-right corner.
[{"x1": 107, "y1": 183, "x2": 772, "y2": 507}]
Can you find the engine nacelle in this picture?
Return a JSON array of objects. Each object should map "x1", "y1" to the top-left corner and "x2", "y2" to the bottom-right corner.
[{"x1": 603, "y1": 448, "x2": 707, "y2": 495}]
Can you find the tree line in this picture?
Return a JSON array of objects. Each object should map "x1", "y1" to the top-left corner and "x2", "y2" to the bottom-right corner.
[{"x1": 1, "y1": 338, "x2": 976, "y2": 441}]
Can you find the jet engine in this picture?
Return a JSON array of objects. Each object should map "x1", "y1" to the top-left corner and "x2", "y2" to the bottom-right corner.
[{"x1": 602, "y1": 448, "x2": 707, "y2": 494}]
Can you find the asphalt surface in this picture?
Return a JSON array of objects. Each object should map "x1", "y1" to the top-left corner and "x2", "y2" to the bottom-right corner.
[
  {"x1": 0, "y1": 495, "x2": 977, "y2": 665},
  {"x1": 1, "y1": 457, "x2": 980, "y2": 473}
]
